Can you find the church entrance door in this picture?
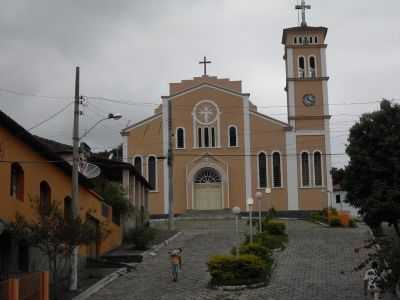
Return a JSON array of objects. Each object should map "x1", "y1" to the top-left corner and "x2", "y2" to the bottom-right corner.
[{"x1": 193, "y1": 168, "x2": 222, "y2": 210}]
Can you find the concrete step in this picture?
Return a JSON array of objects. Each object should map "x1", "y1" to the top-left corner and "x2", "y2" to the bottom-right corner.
[{"x1": 178, "y1": 209, "x2": 236, "y2": 220}]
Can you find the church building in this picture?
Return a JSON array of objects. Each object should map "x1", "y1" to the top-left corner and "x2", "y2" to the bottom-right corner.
[{"x1": 121, "y1": 2, "x2": 333, "y2": 216}]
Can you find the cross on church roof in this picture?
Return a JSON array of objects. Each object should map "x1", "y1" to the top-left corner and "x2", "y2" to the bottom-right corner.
[
  {"x1": 295, "y1": 0, "x2": 311, "y2": 27},
  {"x1": 199, "y1": 56, "x2": 211, "y2": 76}
]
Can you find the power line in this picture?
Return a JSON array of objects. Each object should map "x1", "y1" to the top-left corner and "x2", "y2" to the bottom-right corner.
[
  {"x1": 0, "y1": 87, "x2": 71, "y2": 101},
  {"x1": 27, "y1": 102, "x2": 74, "y2": 131}
]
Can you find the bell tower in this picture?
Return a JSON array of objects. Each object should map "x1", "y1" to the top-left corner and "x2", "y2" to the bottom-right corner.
[{"x1": 283, "y1": 0, "x2": 333, "y2": 210}]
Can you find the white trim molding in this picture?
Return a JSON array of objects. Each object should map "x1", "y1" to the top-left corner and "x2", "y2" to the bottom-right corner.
[
  {"x1": 243, "y1": 95, "x2": 252, "y2": 210},
  {"x1": 285, "y1": 131, "x2": 299, "y2": 210}
]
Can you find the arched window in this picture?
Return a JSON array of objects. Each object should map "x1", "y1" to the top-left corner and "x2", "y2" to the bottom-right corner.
[
  {"x1": 257, "y1": 152, "x2": 267, "y2": 188},
  {"x1": 272, "y1": 152, "x2": 282, "y2": 188},
  {"x1": 176, "y1": 128, "x2": 185, "y2": 149},
  {"x1": 294, "y1": 37, "x2": 297, "y2": 44},
  {"x1": 40, "y1": 181, "x2": 51, "y2": 212},
  {"x1": 314, "y1": 36, "x2": 318, "y2": 44},
  {"x1": 195, "y1": 168, "x2": 221, "y2": 184},
  {"x1": 10, "y1": 163, "x2": 24, "y2": 201},
  {"x1": 309, "y1": 56, "x2": 316, "y2": 78},
  {"x1": 228, "y1": 126, "x2": 238, "y2": 147},
  {"x1": 309, "y1": 36, "x2": 313, "y2": 44},
  {"x1": 299, "y1": 37, "x2": 303, "y2": 44},
  {"x1": 64, "y1": 196, "x2": 72, "y2": 222},
  {"x1": 301, "y1": 152, "x2": 310, "y2": 187},
  {"x1": 147, "y1": 156, "x2": 157, "y2": 191},
  {"x1": 314, "y1": 151, "x2": 323, "y2": 186},
  {"x1": 134, "y1": 156, "x2": 142, "y2": 175},
  {"x1": 298, "y1": 56, "x2": 305, "y2": 78}
]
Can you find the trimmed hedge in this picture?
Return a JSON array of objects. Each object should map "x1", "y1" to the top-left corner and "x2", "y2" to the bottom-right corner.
[
  {"x1": 231, "y1": 243, "x2": 272, "y2": 263},
  {"x1": 249, "y1": 232, "x2": 288, "y2": 250},
  {"x1": 264, "y1": 221, "x2": 286, "y2": 235},
  {"x1": 208, "y1": 254, "x2": 267, "y2": 286}
]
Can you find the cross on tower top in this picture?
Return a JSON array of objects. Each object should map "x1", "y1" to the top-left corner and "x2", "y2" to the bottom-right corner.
[
  {"x1": 295, "y1": 0, "x2": 311, "y2": 27},
  {"x1": 199, "y1": 56, "x2": 211, "y2": 76}
]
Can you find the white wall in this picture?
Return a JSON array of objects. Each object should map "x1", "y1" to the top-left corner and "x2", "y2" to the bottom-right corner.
[{"x1": 332, "y1": 191, "x2": 360, "y2": 217}]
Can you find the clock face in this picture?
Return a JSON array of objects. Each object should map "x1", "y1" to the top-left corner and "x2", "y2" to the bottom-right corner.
[
  {"x1": 195, "y1": 101, "x2": 218, "y2": 124},
  {"x1": 303, "y1": 94, "x2": 316, "y2": 107}
]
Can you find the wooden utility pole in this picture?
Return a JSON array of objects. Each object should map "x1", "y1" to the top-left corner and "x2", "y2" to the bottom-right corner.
[{"x1": 70, "y1": 66, "x2": 80, "y2": 291}]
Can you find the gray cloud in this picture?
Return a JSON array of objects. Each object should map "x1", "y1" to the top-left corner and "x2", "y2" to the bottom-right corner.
[{"x1": 1, "y1": 0, "x2": 400, "y2": 167}]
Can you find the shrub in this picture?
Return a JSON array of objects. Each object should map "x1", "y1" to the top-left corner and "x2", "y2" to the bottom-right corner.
[
  {"x1": 207, "y1": 254, "x2": 267, "y2": 286},
  {"x1": 310, "y1": 212, "x2": 322, "y2": 222},
  {"x1": 330, "y1": 208, "x2": 338, "y2": 216},
  {"x1": 248, "y1": 232, "x2": 287, "y2": 250},
  {"x1": 348, "y1": 219, "x2": 357, "y2": 228},
  {"x1": 128, "y1": 226, "x2": 156, "y2": 250},
  {"x1": 329, "y1": 217, "x2": 342, "y2": 227},
  {"x1": 264, "y1": 221, "x2": 286, "y2": 235},
  {"x1": 231, "y1": 243, "x2": 272, "y2": 263}
]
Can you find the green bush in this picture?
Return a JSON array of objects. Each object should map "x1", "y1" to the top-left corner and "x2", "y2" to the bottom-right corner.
[
  {"x1": 329, "y1": 217, "x2": 342, "y2": 227},
  {"x1": 247, "y1": 232, "x2": 287, "y2": 250},
  {"x1": 231, "y1": 243, "x2": 272, "y2": 262},
  {"x1": 207, "y1": 254, "x2": 267, "y2": 286},
  {"x1": 127, "y1": 226, "x2": 156, "y2": 250},
  {"x1": 310, "y1": 212, "x2": 322, "y2": 222},
  {"x1": 348, "y1": 219, "x2": 357, "y2": 228},
  {"x1": 264, "y1": 221, "x2": 286, "y2": 235}
]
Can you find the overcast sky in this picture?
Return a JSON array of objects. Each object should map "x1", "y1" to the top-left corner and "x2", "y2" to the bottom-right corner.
[{"x1": 1, "y1": 0, "x2": 399, "y2": 167}]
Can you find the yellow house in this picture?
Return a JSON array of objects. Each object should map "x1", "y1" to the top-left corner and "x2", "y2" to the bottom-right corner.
[
  {"x1": 0, "y1": 109, "x2": 122, "y2": 276},
  {"x1": 122, "y1": 10, "x2": 333, "y2": 216}
]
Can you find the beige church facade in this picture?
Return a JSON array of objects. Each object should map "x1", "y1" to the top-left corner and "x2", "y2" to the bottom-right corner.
[{"x1": 122, "y1": 20, "x2": 333, "y2": 216}]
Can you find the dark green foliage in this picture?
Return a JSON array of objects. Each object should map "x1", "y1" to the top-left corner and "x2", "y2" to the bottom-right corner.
[
  {"x1": 207, "y1": 255, "x2": 267, "y2": 286},
  {"x1": 92, "y1": 180, "x2": 131, "y2": 217},
  {"x1": 329, "y1": 217, "x2": 342, "y2": 227},
  {"x1": 264, "y1": 221, "x2": 286, "y2": 235},
  {"x1": 331, "y1": 167, "x2": 345, "y2": 185},
  {"x1": 348, "y1": 219, "x2": 357, "y2": 228},
  {"x1": 343, "y1": 100, "x2": 400, "y2": 237},
  {"x1": 248, "y1": 232, "x2": 288, "y2": 250},
  {"x1": 231, "y1": 243, "x2": 272, "y2": 263},
  {"x1": 310, "y1": 212, "x2": 322, "y2": 222},
  {"x1": 127, "y1": 226, "x2": 156, "y2": 250}
]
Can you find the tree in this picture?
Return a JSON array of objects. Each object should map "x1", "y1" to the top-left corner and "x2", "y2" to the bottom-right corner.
[
  {"x1": 331, "y1": 167, "x2": 345, "y2": 186},
  {"x1": 343, "y1": 99, "x2": 400, "y2": 237},
  {"x1": 8, "y1": 198, "x2": 107, "y2": 299}
]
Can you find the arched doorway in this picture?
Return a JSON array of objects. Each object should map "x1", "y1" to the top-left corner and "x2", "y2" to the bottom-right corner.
[{"x1": 193, "y1": 168, "x2": 222, "y2": 210}]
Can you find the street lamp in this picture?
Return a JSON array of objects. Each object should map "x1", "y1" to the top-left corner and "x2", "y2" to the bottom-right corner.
[
  {"x1": 255, "y1": 191, "x2": 263, "y2": 233},
  {"x1": 248, "y1": 197, "x2": 254, "y2": 244},
  {"x1": 265, "y1": 187, "x2": 271, "y2": 213},
  {"x1": 232, "y1": 206, "x2": 241, "y2": 258},
  {"x1": 70, "y1": 110, "x2": 122, "y2": 291}
]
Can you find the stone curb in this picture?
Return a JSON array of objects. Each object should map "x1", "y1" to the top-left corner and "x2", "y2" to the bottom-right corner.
[
  {"x1": 73, "y1": 231, "x2": 182, "y2": 300},
  {"x1": 72, "y1": 268, "x2": 127, "y2": 300},
  {"x1": 210, "y1": 281, "x2": 267, "y2": 291}
]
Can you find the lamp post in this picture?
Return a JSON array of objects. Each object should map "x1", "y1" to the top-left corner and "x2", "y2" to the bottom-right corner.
[
  {"x1": 248, "y1": 197, "x2": 254, "y2": 244},
  {"x1": 70, "y1": 108, "x2": 122, "y2": 291},
  {"x1": 232, "y1": 206, "x2": 241, "y2": 258},
  {"x1": 265, "y1": 187, "x2": 271, "y2": 213},
  {"x1": 255, "y1": 192, "x2": 263, "y2": 233}
]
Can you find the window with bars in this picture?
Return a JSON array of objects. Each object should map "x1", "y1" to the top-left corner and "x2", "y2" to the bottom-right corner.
[
  {"x1": 148, "y1": 156, "x2": 157, "y2": 191},
  {"x1": 176, "y1": 128, "x2": 185, "y2": 149},
  {"x1": 301, "y1": 152, "x2": 310, "y2": 187},
  {"x1": 314, "y1": 152, "x2": 323, "y2": 186},
  {"x1": 272, "y1": 152, "x2": 282, "y2": 188},
  {"x1": 258, "y1": 152, "x2": 267, "y2": 188}
]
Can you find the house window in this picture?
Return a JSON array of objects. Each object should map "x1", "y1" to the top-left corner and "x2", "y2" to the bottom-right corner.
[
  {"x1": 336, "y1": 194, "x2": 341, "y2": 204},
  {"x1": 301, "y1": 152, "x2": 310, "y2": 187},
  {"x1": 40, "y1": 181, "x2": 51, "y2": 212},
  {"x1": 272, "y1": 152, "x2": 282, "y2": 188},
  {"x1": 298, "y1": 56, "x2": 305, "y2": 78},
  {"x1": 309, "y1": 56, "x2": 316, "y2": 78},
  {"x1": 134, "y1": 156, "x2": 142, "y2": 175},
  {"x1": 228, "y1": 126, "x2": 238, "y2": 147},
  {"x1": 147, "y1": 156, "x2": 157, "y2": 191},
  {"x1": 314, "y1": 151, "x2": 323, "y2": 186},
  {"x1": 258, "y1": 152, "x2": 267, "y2": 188},
  {"x1": 10, "y1": 163, "x2": 24, "y2": 201},
  {"x1": 294, "y1": 37, "x2": 297, "y2": 44},
  {"x1": 309, "y1": 36, "x2": 313, "y2": 44},
  {"x1": 315, "y1": 36, "x2": 318, "y2": 44},
  {"x1": 176, "y1": 127, "x2": 185, "y2": 149},
  {"x1": 64, "y1": 196, "x2": 72, "y2": 222}
]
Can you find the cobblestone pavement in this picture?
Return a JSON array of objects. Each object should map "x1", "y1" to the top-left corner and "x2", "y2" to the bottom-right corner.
[{"x1": 90, "y1": 220, "x2": 397, "y2": 300}]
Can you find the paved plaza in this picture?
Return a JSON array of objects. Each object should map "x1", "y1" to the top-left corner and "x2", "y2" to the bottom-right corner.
[{"x1": 90, "y1": 219, "x2": 396, "y2": 300}]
